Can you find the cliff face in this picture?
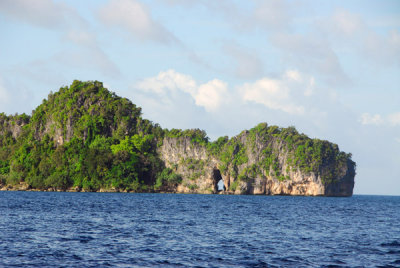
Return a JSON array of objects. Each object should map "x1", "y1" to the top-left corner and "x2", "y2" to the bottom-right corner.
[
  {"x1": 159, "y1": 137, "x2": 218, "y2": 194},
  {"x1": 0, "y1": 114, "x2": 30, "y2": 140},
  {"x1": 0, "y1": 80, "x2": 355, "y2": 196},
  {"x1": 159, "y1": 127, "x2": 355, "y2": 197},
  {"x1": 29, "y1": 80, "x2": 144, "y2": 146}
]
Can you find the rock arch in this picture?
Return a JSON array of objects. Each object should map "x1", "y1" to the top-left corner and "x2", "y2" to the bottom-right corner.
[{"x1": 212, "y1": 168, "x2": 225, "y2": 192}]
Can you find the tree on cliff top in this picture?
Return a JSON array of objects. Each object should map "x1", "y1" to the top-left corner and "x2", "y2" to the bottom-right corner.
[
  {"x1": 0, "y1": 80, "x2": 355, "y2": 192},
  {"x1": 0, "y1": 80, "x2": 164, "y2": 191}
]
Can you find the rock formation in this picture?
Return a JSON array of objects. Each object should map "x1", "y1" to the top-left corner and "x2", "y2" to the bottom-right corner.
[
  {"x1": 0, "y1": 80, "x2": 356, "y2": 196},
  {"x1": 159, "y1": 127, "x2": 355, "y2": 196}
]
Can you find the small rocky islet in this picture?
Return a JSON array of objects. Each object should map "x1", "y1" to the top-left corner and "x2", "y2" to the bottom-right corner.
[{"x1": 0, "y1": 80, "x2": 355, "y2": 196}]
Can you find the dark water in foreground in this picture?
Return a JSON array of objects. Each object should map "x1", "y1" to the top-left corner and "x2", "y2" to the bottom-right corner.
[{"x1": 0, "y1": 192, "x2": 399, "y2": 267}]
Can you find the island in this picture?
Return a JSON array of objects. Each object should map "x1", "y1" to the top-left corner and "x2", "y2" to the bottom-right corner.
[{"x1": 0, "y1": 80, "x2": 355, "y2": 196}]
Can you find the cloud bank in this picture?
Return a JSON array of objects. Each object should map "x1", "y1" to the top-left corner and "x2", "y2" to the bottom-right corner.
[
  {"x1": 135, "y1": 69, "x2": 324, "y2": 118},
  {"x1": 136, "y1": 70, "x2": 228, "y2": 112}
]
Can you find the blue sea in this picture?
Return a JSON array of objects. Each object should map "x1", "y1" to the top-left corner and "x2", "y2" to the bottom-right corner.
[{"x1": 0, "y1": 192, "x2": 399, "y2": 267}]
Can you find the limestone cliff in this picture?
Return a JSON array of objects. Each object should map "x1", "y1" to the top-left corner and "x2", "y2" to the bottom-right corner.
[
  {"x1": 0, "y1": 114, "x2": 30, "y2": 140},
  {"x1": 158, "y1": 136, "x2": 217, "y2": 194},
  {"x1": 159, "y1": 124, "x2": 355, "y2": 197},
  {"x1": 0, "y1": 80, "x2": 355, "y2": 196},
  {"x1": 29, "y1": 80, "x2": 144, "y2": 145}
]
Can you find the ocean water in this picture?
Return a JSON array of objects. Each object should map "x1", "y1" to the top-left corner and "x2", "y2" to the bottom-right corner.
[{"x1": 0, "y1": 192, "x2": 399, "y2": 267}]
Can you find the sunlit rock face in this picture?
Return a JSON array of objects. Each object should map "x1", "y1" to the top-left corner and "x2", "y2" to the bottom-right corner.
[
  {"x1": 159, "y1": 129, "x2": 355, "y2": 197},
  {"x1": 0, "y1": 81, "x2": 355, "y2": 196}
]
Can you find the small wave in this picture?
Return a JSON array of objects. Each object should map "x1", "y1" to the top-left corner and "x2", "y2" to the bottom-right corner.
[
  {"x1": 141, "y1": 248, "x2": 156, "y2": 253},
  {"x1": 156, "y1": 260, "x2": 172, "y2": 265},
  {"x1": 20, "y1": 227, "x2": 36, "y2": 232},
  {"x1": 272, "y1": 256, "x2": 311, "y2": 266},
  {"x1": 78, "y1": 235, "x2": 94, "y2": 243},
  {"x1": 145, "y1": 233, "x2": 159, "y2": 239},
  {"x1": 53, "y1": 250, "x2": 67, "y2": 258},
  {"x1": 58, "y1": 235, "x2": 94, "y2": 244},
  {"x1": 72, "y1": 254, "x2": 82, "y2": 260},
  {"x1": 58, "y1": 237, "x2": 73, "y2": 242},
  {"x1": 2, "y1": 193, "x2": 400, "y2": 267},
  {"x1": 238, "y1": 259, "x2": 269, "y2": 267},
  {"x1": 381, "y1": 240, "x2": 400, "y2": 247}
]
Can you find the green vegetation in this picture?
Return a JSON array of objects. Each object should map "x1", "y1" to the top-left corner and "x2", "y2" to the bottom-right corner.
[
  {"x1": 238, "y1": 164, "x2": 261, "y2": 182},
  {"x1": 217, "y1": 137, "x2": 248, "y2": 174},
  {"x1": 0, "y1": 81, "x2": 164, "y2": 191},
  {"x1": 229, "y1": 180, "x2": 239, "y2": 191},
  {"x1": 165, "y1": 128, "x2": 208, "y2": 146},
  {"x1": 247, "y1": 123, "x2": 354, "y2": 184},
  {"x1": 0, "y1": 80, "x2": 355, "y2": 192},
  {"x1": 179, "y1": 158, "x2": 206, "y2": 171},
  {"x1": 154, "y1": 168, "x2": 182, "y2": 191},
  {"x1": 207, "y1": 136, "x2": 229, "y2": 156},
  {"x1": 185, "y1": 183, "x2": 199, "y2": 191}
]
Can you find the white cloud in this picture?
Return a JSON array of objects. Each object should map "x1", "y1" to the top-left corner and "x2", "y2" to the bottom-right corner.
[
  {"x1": 159, "y1": 0, "x2": 293, "y2": 32},
  {"x1": 252, "y1": 0, "x2": 292, "y2": 30},
  {"x1": 304, "y1": 77, "x2": 315, "y2": 97},
  {"x1": 137, "y1": 69, "x2": 196, "y2": 96},
  {"x1": 360, "y1": 113, "x2": 384, "y2": 126},
  {"x1": 136, "y1": 70, "x2": 228, "y2": 112},
  {"x1": 205, "y1": 0, "x2": 294, "y2": 32},
  {"x1": 390, "y1": 30, "x2": 400, "y2": 47},
  {"x1": 285, "y1": 70, "x2": 315, "y2": 97},
  {"x1": 223, "y1": 42, "x2": 264, "y2": 79},
  {"x1": 0, "y1": 0, "x2": 119, "y2": 78},
  {"x1": 136, "y1": 69, "x2": 320, "y2": 115},
  {"x1": 195, "y1": 79, "x2": 228, "y2": 112},
  {"x1": 285, "y1": 70, "x2": 302, "y2": 82},
  {"x1": 320, "y1": 9, "x2": 400, "y2": 66},
  {"x1": 271, "y1": 32, "x2": 349, "y2": 85},
  {"x1": 51, "y1": 49, "x2": 120, "y2": 79},
  {"x1": 64, "y1": 30, "x2": 121, "y2": 78},
  {"x1": 364, "y1": 29, "x2": 400, "y2": 65},
  {"x1": 66, "y1": 30, "x2": 96, "y2": 47},
  {"x1": 217, "y1": 5, "x2": 398, "y2": 84},
  {"x1": 0, "y1": 0, "x2": 85, "y2": 29},
  {"x1": 162, "y1": 0, "x2": 206, "y2": 7},
  {"x1": 239, "y1": 77, "x2": 305, "y2": 115},
  {"x1": 238, "y1": 70, "x2": 320, "y2": 115},
  {"x1": 98, "y1": 0, "x2": 177, "y2": 43},
  {"x1": 330, "y1": 9, "x2": 363, "y2": 36},
  {"x1": 388, "y1": 113, "x2": 400, "y2": 126},
  {"x1": 360, "y1": 112, "x2": 400, "y2": 126}
]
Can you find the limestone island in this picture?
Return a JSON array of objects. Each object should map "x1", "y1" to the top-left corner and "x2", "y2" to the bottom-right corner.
[{"x1": 0, "y1": 81, "x2": 355, "y2": 196}]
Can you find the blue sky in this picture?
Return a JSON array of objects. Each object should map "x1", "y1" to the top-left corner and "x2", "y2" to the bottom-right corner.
[{"x1": 0, "y1": 0, "x2": 399, "y2": 195}]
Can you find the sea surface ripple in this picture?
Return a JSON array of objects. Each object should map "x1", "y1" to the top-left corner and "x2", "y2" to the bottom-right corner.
[{"x1": 0, "y1": 192, "x2": 399, "y2": 267}]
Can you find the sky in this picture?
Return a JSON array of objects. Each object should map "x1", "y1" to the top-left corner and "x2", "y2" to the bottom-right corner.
[{"x1": 0, "y1": 0, "x2": 399, "y2": 195}]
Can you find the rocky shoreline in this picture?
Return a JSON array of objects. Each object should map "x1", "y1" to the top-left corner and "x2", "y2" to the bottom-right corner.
[
  {"x1": 0, "y1": 81, "x2": 355, "y2": 197},
  {"x1": 0, "y1": 182, "x2": 350, "y2": 196}
]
